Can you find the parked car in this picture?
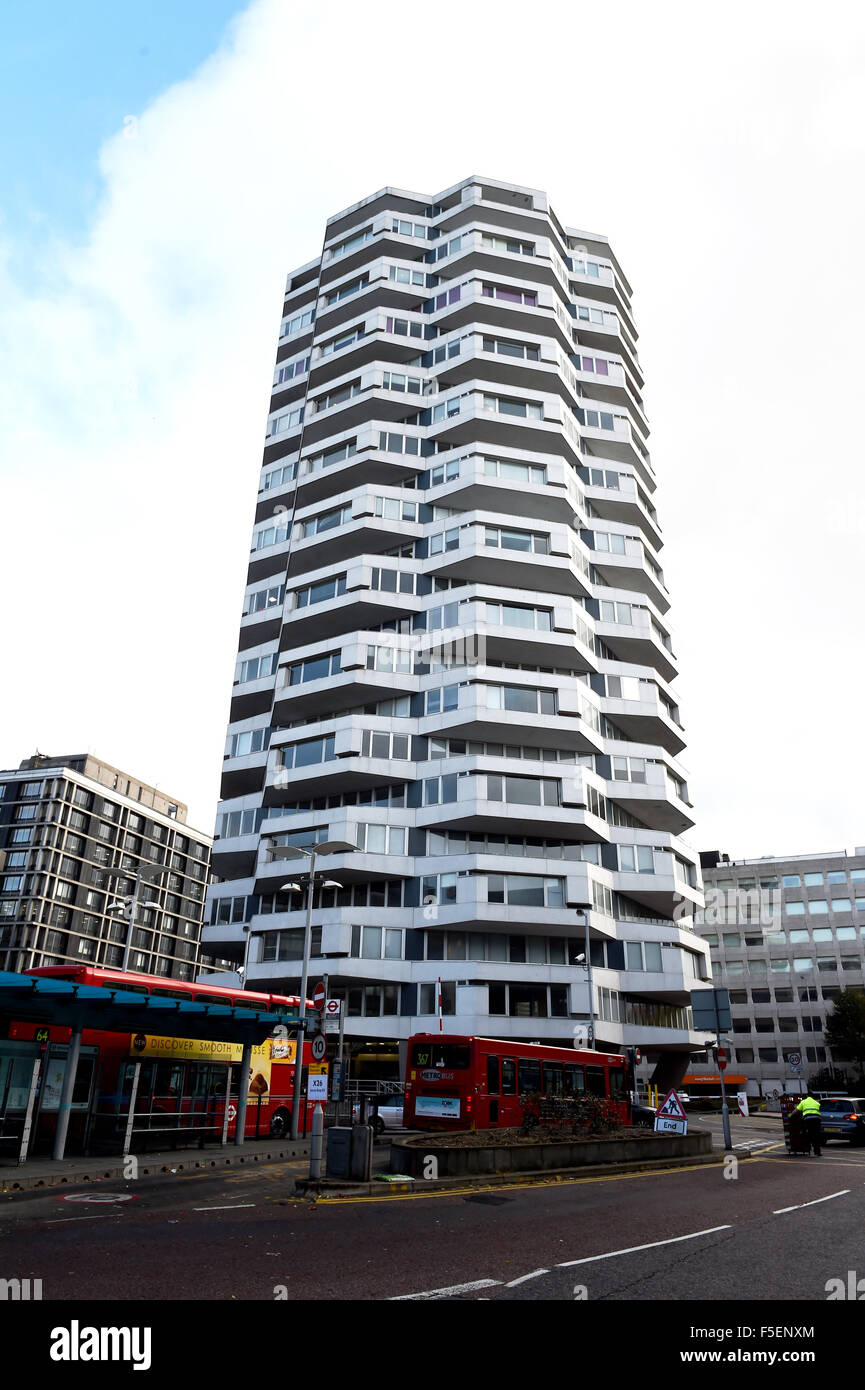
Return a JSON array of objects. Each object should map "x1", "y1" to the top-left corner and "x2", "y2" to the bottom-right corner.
[
  {"x1": 631, "y1": 1103, "x2": 657, "y2": 1129},
  {"x1": 351, "y1": 1099, "x2": 405, "y2": 1136},
  {"x1": 820, "y1": 1097, "x2": 865, "y2": 1145}
]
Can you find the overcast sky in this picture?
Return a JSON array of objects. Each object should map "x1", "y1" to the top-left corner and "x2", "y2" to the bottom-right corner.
[{"x1": 2, "y1": 0, "x2": 864, "y2": 861}]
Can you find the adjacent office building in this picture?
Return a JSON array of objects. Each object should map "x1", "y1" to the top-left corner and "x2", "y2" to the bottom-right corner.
[
  {"x1": 697, "y1": 848, "x2": 865, "y2": 1096},
  {"x1": 0, "y1": 754, "x2": 215, "y2": 979},
  {"x1": 204, "y1": 176, "x2": 707, "y2": 1079}
]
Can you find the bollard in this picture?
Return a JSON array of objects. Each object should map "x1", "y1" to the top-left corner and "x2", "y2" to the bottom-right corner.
[{"x1": 309, "y1": 1103, "x2": 324, "y2": 1180}]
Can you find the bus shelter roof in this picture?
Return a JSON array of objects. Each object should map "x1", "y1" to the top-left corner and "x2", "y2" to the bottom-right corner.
[{"x1": 0, "y1": 971, "x2": 301, "y2": 1043}]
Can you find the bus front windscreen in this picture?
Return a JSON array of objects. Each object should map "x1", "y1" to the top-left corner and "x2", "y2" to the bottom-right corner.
[{"x1": 411, "y1": 1043, "x2": 470, "y2": 1070}]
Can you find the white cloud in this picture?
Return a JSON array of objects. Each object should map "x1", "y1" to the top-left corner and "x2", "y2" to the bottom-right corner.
[{"x1": 2, "y1": 0, "x2": 864, "y2": 856}]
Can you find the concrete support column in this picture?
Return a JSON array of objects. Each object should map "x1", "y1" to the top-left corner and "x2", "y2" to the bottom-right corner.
[
  {"x1": 235, "y1": 1041, "x2": 252, "y2": 1146},
  {"x1": 52, "y1": 1027, "x2": 82, "y2": 1161}
]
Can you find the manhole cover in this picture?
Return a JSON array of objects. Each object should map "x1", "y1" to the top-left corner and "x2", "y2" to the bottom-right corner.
[{"x1": 461, "y1": 1194, "x2": 513, "y2": 1206}]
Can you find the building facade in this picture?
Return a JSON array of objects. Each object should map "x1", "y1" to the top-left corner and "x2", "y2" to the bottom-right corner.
[
  {"x1": 698, "y1": 848, "x2": 865, "y2": 1096},
  {"x1": 0, "y1": 754, "x2": 215, "y2": 979},
  {"x1": 204, "y1": 176, "x2": 707, "y2": 1079}
]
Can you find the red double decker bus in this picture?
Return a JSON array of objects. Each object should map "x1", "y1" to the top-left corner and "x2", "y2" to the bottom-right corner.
[
  {"x1": 403, "y1": 1033, "x2": 631, "y2": 1130},
  {"x1": 5, "y1": 965, "x2": 318, "y2": 1152}
]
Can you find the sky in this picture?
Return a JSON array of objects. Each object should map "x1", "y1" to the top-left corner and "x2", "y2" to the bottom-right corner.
[{"x1": 1, "y1": 0, "x2": 864, "y2": 861}]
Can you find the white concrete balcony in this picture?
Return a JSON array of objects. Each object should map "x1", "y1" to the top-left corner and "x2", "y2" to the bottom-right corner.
[
  {"x1": 611, "y1": 862, "x2": 702, "y2": 919},
  {"x1": 418, "y1": 688, "x2": 604, "y2": 757},
  {"x1": 570, "y1": 257, "x2": 633, "y2": 326},
  {"x1": 573, "y1": 357, "x2": 649, "y2": 438},
  {"x1": 430, "y1": 451, "x2": 585, "y2": 528},
  {"x1": 601, "y1": 692, "x2": 687, "y2": 757},
  {"x1": 301, "y1": 370, "x2": 436, "y2": 450},
  {"x1": 594, "y1": 1022, "x2": 703, "y2": 1053},
  {"x1": 272, "y1": 424, "x2": 424, "y2": 509},
  {"x1": 424, "y1": 600, "x2": 598, "y2": 673},
  {"x1": 594, "y1": 603, "x2": 677, "y2": 684},
  {"x1": 287, "y1": 514, "x2": 424, "y2": 578},
  {"x1": 246, "y1": 528, "x2": 292, "y2": 587},
  {"x1": 273, "y1": 666, "x2": 417, "y2": 724},
  {"x1": 210, "y1": 829, "x2": 260, "y2": 880},
  {"x1": 264, "y1": 736, "x2": 415, "y2": 801},
  {"x1": 314, "y1": 257, "x2": 423, "y2": 333},
  {"x1": 429, "y1": 280, "x2": 575, "y2": 357},
  {"x1": 413, "y1": 775, "x2": 608, "y2": 843},
  {"x1": 421, "y1": 523, "x2": 592, "y2": 601},
  {"x1": 605, "y1": 765, "x2": 694, "y2": 835},
  {"x1": 580, "y1": 412, "x2": 653, "y2": 491},
  {"x1": 589, "y1": 532, "x2": 669, "y2": 613},
  {"x1": 423, "y1": 389, "x2": 581, "y2": 466},
  {"x1": 219, "y1": 748, "x2": 270, "y2": 801},
  {"x1": 229, "y1": 671, "x2": 277, "y2": 723},
  {"x1": 430, "y1": 330, "x2": 581, "y2": 410},
  {"x1": 429, "y1": 226, "x2": 570, "y2": 294},
  {"x1": 582, "y1": 469, "x2": 662, "y2": 550},
  {"x1": 307, "y1": 315, "x2": 424, "y2": 389},
  {"x1": 238, "y1": 601, "x2": 284, "y2": 652},
  {"x1": 319, "y1": 213, "x2": 425, "y2": 285},
  {"x1": 278, "y1": 570, "x2": 425, "y2": 649}
]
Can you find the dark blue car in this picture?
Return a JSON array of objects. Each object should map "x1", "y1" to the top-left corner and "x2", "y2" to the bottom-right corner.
[{"x1": 820, "y1": 1098, "x2": 865, "y2": 1145}]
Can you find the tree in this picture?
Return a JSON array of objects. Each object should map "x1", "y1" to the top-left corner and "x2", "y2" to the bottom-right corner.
[{"x1": 823, "y1": 989, "x2": 865, "y2": 1077}]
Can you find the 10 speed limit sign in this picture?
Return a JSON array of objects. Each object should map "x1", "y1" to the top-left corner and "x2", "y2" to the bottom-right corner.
[{"x1": 310, "y1": 1033, "x2": 327, "y2": 1061}]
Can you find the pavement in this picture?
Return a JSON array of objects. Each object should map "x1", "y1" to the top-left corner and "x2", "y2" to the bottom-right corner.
[{"x1": 0, "y1": 1139, "x2": 315, "y2": 1191}]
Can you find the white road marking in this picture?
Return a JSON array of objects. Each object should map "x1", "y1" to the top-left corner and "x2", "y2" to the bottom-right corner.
[
  {"x1": 193, "y1": 1203, "x2": 257, "y2": 1211},
  {"x1": 557, "y1": 1225, "x2": 732, "y2": 1267},
  {"x1": 62, "y1": 1192, "x2": 135, "y2": 1203},
  {"x1": 43, "y1": 1215, "x2": 118, "y2": 1224},
  {"x1": 773, "y1": 1190, "x2": 850, "y2": 1214},
  {"x1": 391, "y1": 1279, "x2": 501, "y2": 1300},
  {"x1": 505, "y1": 1268, "x2": 549, "y2": 1287}
]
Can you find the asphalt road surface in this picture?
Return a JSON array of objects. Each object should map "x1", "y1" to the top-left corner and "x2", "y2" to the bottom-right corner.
[{"x1": 2, "y1": 1136, "x2": 865, "y2": 1303}]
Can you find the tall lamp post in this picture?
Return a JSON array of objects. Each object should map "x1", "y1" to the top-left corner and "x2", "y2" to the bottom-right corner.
[
  {"x1": 265, "y1": 839, "x2": 355, "y2": 1139},
  {"x1": 573, "y1": 907, "x2": 594, "y2": 1049},
  {"x1": 104, "y1": 863, "x2": 167, "y2": 972}
]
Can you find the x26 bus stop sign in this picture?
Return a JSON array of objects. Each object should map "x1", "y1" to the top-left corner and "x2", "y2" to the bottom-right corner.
[{"x1": 654, "y1": 1089, "x2": 688, "y2": 1136}]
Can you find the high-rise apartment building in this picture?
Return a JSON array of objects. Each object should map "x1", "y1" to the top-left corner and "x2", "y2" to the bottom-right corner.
[
  {"x1": 205, "y1": 176, "x2": 706, "y2": 1082},
  {"x1": 697, "y1": 848, "x2": 865, "y2": 1098},
  {"x1": 0, "y1": 753, "x2": 214, "y2": 979}
]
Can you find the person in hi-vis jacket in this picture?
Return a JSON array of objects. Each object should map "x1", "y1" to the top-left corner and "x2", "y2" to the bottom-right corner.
[{"x1": 795, "y1": 1091, "x2": 823, "y2": 1156}]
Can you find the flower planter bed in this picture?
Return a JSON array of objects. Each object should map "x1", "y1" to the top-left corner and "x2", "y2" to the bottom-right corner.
[{"x1": 391, "y1": 1127, "x2": 712, "y2": 1177}]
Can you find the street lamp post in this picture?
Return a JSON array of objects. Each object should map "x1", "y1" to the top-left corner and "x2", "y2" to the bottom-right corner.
[
  {"x1": 104, "y1": 862, "x2": 166, "y2": 972},
  {"x1": 265, "y1": 839, "x2": 355, "y2": 1140},
  {"x1": 574, "y1": 908, "x2": 594, "y2": 1049}
]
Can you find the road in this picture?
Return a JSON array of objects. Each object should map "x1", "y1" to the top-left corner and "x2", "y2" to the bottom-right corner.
[{"x1": 2, "y1": 1133, "x2": 865, "y2": 1303}]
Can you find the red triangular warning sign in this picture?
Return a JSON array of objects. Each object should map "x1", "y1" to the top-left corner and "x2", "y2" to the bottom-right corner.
[{"x1": 656, "y1": 1089, "x2": 686, "y2": 1119}]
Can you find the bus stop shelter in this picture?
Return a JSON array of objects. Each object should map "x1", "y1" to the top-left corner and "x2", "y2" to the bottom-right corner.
[{"x1": 0, "y1": 971, "x2": 302, "y2": 1164}]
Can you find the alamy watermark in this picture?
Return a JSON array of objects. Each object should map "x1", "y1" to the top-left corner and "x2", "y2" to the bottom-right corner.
[
  {"x1": 674, "y1": 886, "x2": 783, "y2": 929},
  {"x1": 0, "y1": 1277, "x2": 42, "y2": 1301}
]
